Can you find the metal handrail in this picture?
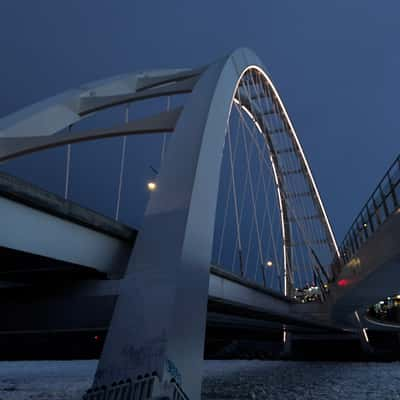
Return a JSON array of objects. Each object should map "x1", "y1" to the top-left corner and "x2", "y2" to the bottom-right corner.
[{"x1": 340, "y1": 155, "x2": 400, "y2": 264}]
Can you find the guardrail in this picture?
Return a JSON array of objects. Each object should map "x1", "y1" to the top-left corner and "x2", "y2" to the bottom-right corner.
[
  {"x1": 83, "y1": 375, "x2": 156, "y2": 400},
  {"x1": 340, "y1": 155, "x2": 400, "y2": 263},
  {"x1": 83, "y1": 374, "x2": 189, "y2": 400}
]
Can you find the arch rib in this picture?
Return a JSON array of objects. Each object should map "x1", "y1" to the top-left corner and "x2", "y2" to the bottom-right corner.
[
  {"x1": 0, "y1": 68, "x2": 200, "y2": 139},
  {"x1": 0, "y1": 107, "x2": 181, "y2": 162},
  {"x1": 233, "y1": 66, "x2": 340, "y2": 271}
]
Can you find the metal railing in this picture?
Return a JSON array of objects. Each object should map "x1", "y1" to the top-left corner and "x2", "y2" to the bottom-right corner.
[
  {"x1": 83, "y1": 375, "x2": 156, "y2": 400},
  {"x1": 340, "y1": 155, "x2": 400, "y2": 264},
  {"x1": 83, "y1": 374, "x2": 189, "y2": 400}
]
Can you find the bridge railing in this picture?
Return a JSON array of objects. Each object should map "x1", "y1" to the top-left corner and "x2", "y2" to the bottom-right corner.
[{"x1": 341, "y1": 155, "x2": 400, "y2": 264}]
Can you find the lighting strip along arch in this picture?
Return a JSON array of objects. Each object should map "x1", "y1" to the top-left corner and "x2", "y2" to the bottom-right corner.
[
  {"x1": 227, "y1": 65, "x2": 339, "y2": 293},
  {"x1": 255, "y1": 66, "x2": 340, "y2": 260}
]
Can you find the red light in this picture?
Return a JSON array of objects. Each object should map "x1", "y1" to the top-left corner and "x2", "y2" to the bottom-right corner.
[
  {"x1": 338, "y1": 279, "x2": 350, "y2": 287},
  {"x1": 94, "y1": 335, "x2": 100, "y2": 341}
]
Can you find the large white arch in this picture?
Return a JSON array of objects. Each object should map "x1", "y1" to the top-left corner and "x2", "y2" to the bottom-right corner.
[
  {"x1": 0, "y1": 48, "x2": 339, "y2": 399},
  {"x1": 84, "y1": 48, "x2": 339, "y2": 399}
]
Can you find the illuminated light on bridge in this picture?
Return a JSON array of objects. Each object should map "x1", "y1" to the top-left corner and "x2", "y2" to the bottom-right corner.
[
  {"x1": 147, "y1": 181, "x2": 157, "y2": 191},
  {"x1": 362, "y1": 328, "x2": 370, "y2": 343},
  {"x1": 337, "y1": 278, "x2": 351, "y2": 287},
  {"x1": 283, "y1": 329, "x2": 288, "y2": 344},
  {"x1": 347, "y1": 257, "x2": 361, "y2": 270}
]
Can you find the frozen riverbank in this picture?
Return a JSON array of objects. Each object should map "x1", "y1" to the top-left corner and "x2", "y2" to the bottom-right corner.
[{"x1": 0, "y1": 360, "x2": 399, "y2": 399}]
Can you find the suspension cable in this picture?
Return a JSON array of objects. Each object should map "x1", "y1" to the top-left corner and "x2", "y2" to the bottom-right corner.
[
  {"x1": 226, "y1": 122, "x2": 244, "y2": 275},
  {"x1": 64, "y1": 125, "x2": 72, "y2": 200},
  {"x1": 115, "y1": 105, "x2": 129, "y2": 220},
  {"x1": 217, "y1": 112, "x2": 242, "y2": 266}
]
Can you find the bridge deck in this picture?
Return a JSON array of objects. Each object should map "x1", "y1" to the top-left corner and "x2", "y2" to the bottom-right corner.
[
  {"x1": 0, "y1": 170, "x2": 340, "y2": 332},
  {"x1": 0, "y1": 171, "x2": 135, "y2": 241}
]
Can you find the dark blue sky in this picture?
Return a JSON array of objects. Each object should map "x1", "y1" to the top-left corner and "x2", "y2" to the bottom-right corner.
[{"x1": 0, "y1": 0, "x2": 398, "y2": 241}]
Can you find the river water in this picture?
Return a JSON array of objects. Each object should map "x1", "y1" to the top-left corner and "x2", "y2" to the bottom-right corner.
[{"x1": 0, "y1": 360, "x2": 399, "y2": 399}]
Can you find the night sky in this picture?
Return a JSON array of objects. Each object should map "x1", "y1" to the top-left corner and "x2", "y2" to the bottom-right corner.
[{"x1": 0, "y1": 0, "x2": 398, "y2": 242}]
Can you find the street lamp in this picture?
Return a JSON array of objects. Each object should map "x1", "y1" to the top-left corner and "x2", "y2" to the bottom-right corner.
[
  {"x1": 147, "y1": 181, "x2": 157, "y2": 191},
  {"x1": 147, "y1": 165, "x2": 159, "y2": 192},
  {"x1": 266, "y1": 260, "x2": 273, "y2": 267}
]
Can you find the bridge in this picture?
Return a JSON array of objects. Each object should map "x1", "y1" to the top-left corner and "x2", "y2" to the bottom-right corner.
[{"x1": 0, "y1": 48, "x2": 399, "y2": 399}]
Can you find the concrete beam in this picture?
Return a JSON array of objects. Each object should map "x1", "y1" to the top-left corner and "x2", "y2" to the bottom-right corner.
[{"x1": 0, "y1": 172, "x2": 134, "y2": 276}]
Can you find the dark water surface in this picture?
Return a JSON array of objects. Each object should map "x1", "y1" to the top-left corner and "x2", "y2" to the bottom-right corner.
[
  {"x1": 203, "y1": 360, "x2": 400, "y2": 399},
  {"x1": 0, "y1": 360, "x2": 399, "y2": 399}
]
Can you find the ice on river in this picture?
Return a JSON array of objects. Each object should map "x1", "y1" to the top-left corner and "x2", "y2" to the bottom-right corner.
[{"x1": 0, "y1": 360, "x2": 400, "y2": 399}]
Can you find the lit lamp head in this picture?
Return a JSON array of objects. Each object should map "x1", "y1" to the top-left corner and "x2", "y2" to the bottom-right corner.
[
  {"x1": 266, "y1": 260, "x2": 273, "y2": 267},
  {"x1": 147, "y1": 181, "x2": 157, "y2": 191}
]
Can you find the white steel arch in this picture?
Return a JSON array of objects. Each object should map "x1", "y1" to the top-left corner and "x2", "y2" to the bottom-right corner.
[
  {"x1": 0, "y1": 48, "x2": 339, "y2": 399},
  {"x1": 223, "y1": 65, "x2": 340, "y2": 296},
  {"x1": 236, "y1": 65, "x2": 339, "y2": 259},
  {"x1": 87, "y1": 48, "x2": 339, "y2": 399}
]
